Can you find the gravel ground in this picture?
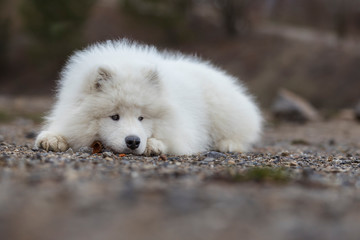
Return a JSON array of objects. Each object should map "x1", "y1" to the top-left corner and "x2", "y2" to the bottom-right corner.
[{"x1": 1, "y1": 119, "x2": 360, "y2": 240}]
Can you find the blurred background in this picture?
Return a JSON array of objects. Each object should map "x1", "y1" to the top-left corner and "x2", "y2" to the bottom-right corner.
[{"x1": 1, "y1": 0, "x2": 360, "y2": 114}]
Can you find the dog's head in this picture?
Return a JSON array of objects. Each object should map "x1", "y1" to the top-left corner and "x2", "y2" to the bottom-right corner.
[{"x1": 81, "y1": 64, "x2": 168, "y2": 154}]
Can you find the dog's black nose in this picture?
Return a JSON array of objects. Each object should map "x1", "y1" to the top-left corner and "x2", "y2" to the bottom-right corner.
[{"x1": 125, "y1": 135, "x2": 141, "y2": 150}]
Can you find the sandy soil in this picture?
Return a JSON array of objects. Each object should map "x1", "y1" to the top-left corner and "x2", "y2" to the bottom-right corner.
[{"x1": 0, "y1": 118, "x2": 360, "y2": 240}]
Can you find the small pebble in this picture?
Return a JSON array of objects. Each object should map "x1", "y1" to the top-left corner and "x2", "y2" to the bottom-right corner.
[
  {"x1": 103, "y1": 152, "x2": 113, "y2": 157},
  {"x1": 228, "y1": 160, "x2": 236, "y2": 165},
  {"x1": 31, "y1": 147, "x2": 39, "y2": 152},
  {"x1": 202, "y1": 151, "x2": 227, "y2": 159},
  {"x1": 79, "y1": 153, "x2": 90, "y2": 158},
  {"x1": 66, "y1": 148, "x2": 74, "y2": 154},
  {"x1": 290, "y1": 161, "x2": 298, "y2": 167},
  {"x1": 281, "y1": 151, "x2": 290, "y2": 157},
  {"x1": 202, "y1": 157, "x2": 214, "y2": 163}
]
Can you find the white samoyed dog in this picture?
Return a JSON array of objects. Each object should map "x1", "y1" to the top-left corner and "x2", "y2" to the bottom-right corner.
[{"x1": 35, "y1": 40, "x2": 262, "y2": 155}]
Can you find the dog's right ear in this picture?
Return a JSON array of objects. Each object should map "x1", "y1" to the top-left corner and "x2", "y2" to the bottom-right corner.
[
  {"x1": 143, "y1": 67, "x2": 162, "y2": 91},
  {"x1": 92, "y1": 66, "x2": 112, "y2": 91}
]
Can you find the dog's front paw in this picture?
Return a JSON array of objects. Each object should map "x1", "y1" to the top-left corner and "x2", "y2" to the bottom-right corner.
[
  {"x1": 35, "y1": 131, "x2": 69, "y2": 152},
  {"x1": 144, "y1": 138, "x2": 166, "y2": 156}
]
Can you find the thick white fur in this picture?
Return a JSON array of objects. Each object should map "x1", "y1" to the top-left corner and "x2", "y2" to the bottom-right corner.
[{"x1": 35, "y1": 39, "x2": 262, "y2": 155}]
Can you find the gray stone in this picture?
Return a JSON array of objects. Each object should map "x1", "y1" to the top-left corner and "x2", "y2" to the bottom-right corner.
[
  {"x1": 271, "y1": 88, "x2": 321, "y2": 123},
  {"x1": 78, "y1": 146, "x2": 92, "y2": 154}
]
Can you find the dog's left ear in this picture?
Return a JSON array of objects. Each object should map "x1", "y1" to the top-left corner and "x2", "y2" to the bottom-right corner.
[{"x1": 94, "y1": 66, "x2": 112, "y2": 91}]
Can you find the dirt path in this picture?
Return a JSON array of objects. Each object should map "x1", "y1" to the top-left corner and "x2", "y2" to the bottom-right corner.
[{"x1": 0, "y1": 119, "x2": 360, "y2": 240}]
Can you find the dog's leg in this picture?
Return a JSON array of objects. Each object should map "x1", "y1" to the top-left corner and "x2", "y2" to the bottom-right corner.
[
  {"x1": 35, "y1": 131, "x2": 69, "y2": 152},
  {"x1": 144, "y1": 138, "x2": 166, "y2": 156}
]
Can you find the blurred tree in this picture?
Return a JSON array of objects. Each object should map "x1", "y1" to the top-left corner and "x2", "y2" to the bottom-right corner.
[
  {"x1": 0, "y1": 0, "x2": 10, "y2": 70},
  {"x1": 119, "y1": 0, "x2": 192, "y2": 42},
  {"x1": 328, "y1": 0, "x2": 360, "y2": 39},
  {"x1": 211, "y1": 0, "x2": 252, "y2": 37},
  {"x1": 20, "y1": 0, "x2": 96, "y2": 58}
]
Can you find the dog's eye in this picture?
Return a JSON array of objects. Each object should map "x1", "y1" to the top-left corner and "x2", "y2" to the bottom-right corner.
[
  {"x1": 110, "y1": 114, "x2": 120, "y2": 121},
  {"x1": 138, "y1": 116, "x2": 144, "y2": 121}
]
